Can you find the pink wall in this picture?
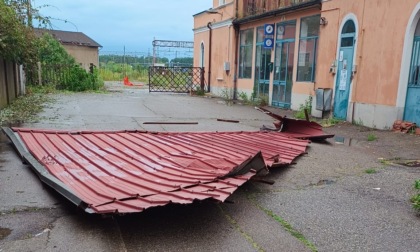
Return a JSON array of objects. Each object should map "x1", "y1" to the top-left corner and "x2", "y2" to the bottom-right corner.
[{"x1": 317, "y1": 0, "x2": 419, "y2": 106}]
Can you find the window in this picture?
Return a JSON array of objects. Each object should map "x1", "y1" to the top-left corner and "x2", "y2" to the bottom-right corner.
[
  {"x1": 238, "y1": 28, "x2": 254, "y2": 79},
  {"x1": 297, "y1": 15, "x2": 320, "y2": 82},
  {"x1": 340, "y1": 20, "x2": 356, "y2": 47},
  {"x1": 200, "y1": 42, "x2": 205, "y2": 68}
]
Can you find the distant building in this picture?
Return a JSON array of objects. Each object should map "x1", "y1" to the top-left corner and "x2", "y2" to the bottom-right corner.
[
  {"x1": 35, "y1": 29, "x2": 102, "y2": 71},
  {"x1": 193, "y1": 0, "x2": 420, "y2": 129}
]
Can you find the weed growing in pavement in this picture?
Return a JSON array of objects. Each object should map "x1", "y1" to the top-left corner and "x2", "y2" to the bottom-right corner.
[
  {"x1": 411, "y1": 180, "x2": 420, "y2": 212},
  {"x1": 352, "y1": 117, "x2": 364, "y2": 126},
  {"x1": 218, "y1": 205, "x2": 264, "y2": 251},
  {"x1": 195, "y1": 87, "x2": 205, "y2": 96},
  {"x1": 367, "y1": 133, "x2": 378, "y2": 141},
  {"x1": 238, "y1": 91, "x2": 249, "y2": 103},
  {"x1": 247, "y1": 193, "x2": 318, "y2": 252},
  {"x1": 320, "y1": 117, "x2": 342, "y2": 127},
  {"x1": 294, "y1": 96, "x2": 312, "y2": 120},
  {"x1": 219, "y1": 87, "x2": 234, "y2": 105},
  {"x1": 365, "y1": 168, "x2": 377, "y2": 174}
]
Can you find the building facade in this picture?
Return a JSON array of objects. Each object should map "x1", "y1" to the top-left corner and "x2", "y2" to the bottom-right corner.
[
  {"x1": 35, "y1": 29, "x2": 102, "y2": 71},
  {"x1": 193, "y1": 0, "x2": 420, "y2": 129}
]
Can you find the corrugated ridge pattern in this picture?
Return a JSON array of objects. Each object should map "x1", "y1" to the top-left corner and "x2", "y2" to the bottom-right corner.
[{"x1": 14, "y1": 129, "x2": 309, "y2": 214}]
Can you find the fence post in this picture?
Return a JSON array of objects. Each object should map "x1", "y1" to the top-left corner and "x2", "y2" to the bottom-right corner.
[
  {"x1": 89, "y1": 63, "x2": 94, "y2": 89},
  {"x1": 37, "y1": 61, "x2": 42, "y2": 85}
]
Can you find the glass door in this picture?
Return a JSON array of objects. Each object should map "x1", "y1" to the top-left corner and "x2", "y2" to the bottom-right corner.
[
  {"x1": 272, "y1": 21, "x2": 296, "y2": 108},
  {"x1": 254, "y1": 27, "x2": 271, "y2": 98}
]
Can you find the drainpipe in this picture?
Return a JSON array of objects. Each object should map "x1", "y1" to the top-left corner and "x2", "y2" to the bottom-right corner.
[
  {"x1": 233, "y1": 24, "x2": 239, "y2": 100},
  {"x1": 207, "y1": 22, "x2": 212, "y2": 93},
  {"x1": 233, "y1": 0, "x2": 240, "y2": 100}
]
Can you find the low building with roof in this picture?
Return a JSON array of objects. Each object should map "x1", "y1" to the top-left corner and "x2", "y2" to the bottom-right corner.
[{"x1": 35, "y1": 29, "x2": 102, "y2": 71}]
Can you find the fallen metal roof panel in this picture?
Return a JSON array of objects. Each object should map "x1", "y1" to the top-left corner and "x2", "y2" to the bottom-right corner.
[
  {"x1": 259, "y1": 107, "x2": 335, "y2": 140},
  {"x1": 4, "y1": 127, "x2": 309, "y2": 214}
]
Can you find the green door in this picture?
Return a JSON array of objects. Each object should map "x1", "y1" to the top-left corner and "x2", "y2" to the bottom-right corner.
[
  {"x1": 334, "y1": 20, "x2": 356, "y2": 120},
  {"x1": 272, "y1": 21, "x2": 296, "y2": 108},
  {"x1": 404, "y1": 22, "x2": 420, "y2": 125}
]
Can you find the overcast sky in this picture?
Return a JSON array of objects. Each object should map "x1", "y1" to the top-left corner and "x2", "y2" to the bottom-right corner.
[{"x1": 33, "y1": 0, "x2": 213, "y2": 57}]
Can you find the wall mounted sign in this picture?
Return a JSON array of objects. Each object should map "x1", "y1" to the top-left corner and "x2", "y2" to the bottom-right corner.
[
  {"x1": 264, "y1": 24, "x2": 274, "y2": 35},
  {"x1": 264, "y1": 38, "x2": 274, "y2": 49}
]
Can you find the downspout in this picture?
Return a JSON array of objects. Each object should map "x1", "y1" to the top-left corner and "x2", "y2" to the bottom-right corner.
[
  {"x1": 233, "y1": 24, "x2": 239, "y2": 100},
  {"x1": 207, "y1": 22, "x2": 212, "y2": 92},
  {"x1": 233, "y1": 0, "x2": 239, "y2": 100}
]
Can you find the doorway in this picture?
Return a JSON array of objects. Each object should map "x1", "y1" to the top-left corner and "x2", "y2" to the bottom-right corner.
[
  {"x1": 404, "y1": 21, "x2": 420, "y2": 125},
  {"x1": 272, "y1": 21, "x2": 296, "y2": 108},
  {"x1": 254, "y1": 27, "x2": 272, "y2": 98},
  {"x1": 334, "y1": 20, "x2": 356, "y2": 120}
]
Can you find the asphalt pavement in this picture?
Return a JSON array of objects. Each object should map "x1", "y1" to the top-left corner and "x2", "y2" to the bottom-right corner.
[{"x1": 1, "y1": 82, "x2": 419, "y2": 252}]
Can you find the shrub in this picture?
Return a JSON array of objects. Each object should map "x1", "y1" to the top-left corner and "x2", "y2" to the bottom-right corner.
[{"x1": 412, "y1": 180, "x2": 420, "y2": 212}]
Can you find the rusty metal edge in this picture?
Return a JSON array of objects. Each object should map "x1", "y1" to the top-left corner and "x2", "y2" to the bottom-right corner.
[{"x1": 1, "y1": 127, "x2": 92, "y2": 213}]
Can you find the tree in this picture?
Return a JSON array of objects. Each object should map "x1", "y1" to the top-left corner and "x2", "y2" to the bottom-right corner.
[{"x1": 0, "y1": 0, "x2": 38, "y2": 63}]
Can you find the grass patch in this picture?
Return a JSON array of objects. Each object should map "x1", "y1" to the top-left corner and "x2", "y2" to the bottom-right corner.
[
  {"x1": 319, "y1": 117, "x2": 342, "y2": 127},
  {"x1": 367, "y1": 133, "x2": 377, "y2": 141},
  {"x1": 412, "y1": 180, "x2": 420, "y2": 212},
  {"x1": 0, "y1": 90, "x2": 53, "y2": 125},
  {"x1": 365, "y1": 168, "x2": 377, "y2": 174}
]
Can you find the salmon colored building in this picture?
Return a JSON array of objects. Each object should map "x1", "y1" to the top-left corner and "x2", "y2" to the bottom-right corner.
[{"x1": 193, "y1": 0, "x2": 420, "y2": 129}]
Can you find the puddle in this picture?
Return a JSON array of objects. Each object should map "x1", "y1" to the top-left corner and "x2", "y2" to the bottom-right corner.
[
  {"x1": 334, "y1": 136, "x2": 359, "y2": 146},
  {"x1": 0, "y1": 227, "x2": 12, "y2": 240}
]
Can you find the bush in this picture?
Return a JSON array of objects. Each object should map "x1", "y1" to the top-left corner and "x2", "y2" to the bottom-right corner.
[{"x1": 30, "y1": 33, "x2": 103, "y2": 91}]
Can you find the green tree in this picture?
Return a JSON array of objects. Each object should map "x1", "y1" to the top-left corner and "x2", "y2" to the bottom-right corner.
[
  {"x1": 0, "y1": 0, "x2": 38, "y2": 63},
  {"x1": 37, "y1": 33, "x2": 75, "y2": 65}
]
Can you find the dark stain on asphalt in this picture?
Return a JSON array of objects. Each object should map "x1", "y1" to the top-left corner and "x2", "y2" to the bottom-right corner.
[
  {"x1": 396, "y1": 160, "x2": 420, "y2": 168},
  {"x1": 0, "y1": 227, "x2": 12, "y2": 240},
  {"x1": 316, "y1": 179, "x2": 336, "y2": 186}
]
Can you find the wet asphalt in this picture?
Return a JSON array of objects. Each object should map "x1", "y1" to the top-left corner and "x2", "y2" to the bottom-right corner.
[{"x1": 0, "y1": 83, "x2": 419, "y2": 252}]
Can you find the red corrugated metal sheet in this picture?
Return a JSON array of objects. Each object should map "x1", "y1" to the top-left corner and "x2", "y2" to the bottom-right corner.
[
  {"x1": 259, "y1": 107, "x2": 335, "y2": 140},
  {"x1": 7, "y1": 128, "x2": 309, "y2": 214}
]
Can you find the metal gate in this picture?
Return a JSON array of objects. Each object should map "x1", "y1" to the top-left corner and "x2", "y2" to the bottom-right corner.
[{"x1": 148, "y1": 67, "x2": 205, "y2": 93}]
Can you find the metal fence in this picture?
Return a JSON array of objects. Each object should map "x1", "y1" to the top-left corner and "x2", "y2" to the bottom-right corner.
[
  {"x1": 28, "y1": 63, "x2": 99, "y2": 91},
  {"x1": 148, "y1": 67, "x2": 205, "y2": 93}
]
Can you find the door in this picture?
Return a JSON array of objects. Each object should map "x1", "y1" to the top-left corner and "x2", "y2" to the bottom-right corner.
[
  {"x1": 404, "y1": 23, "x2": 420, "y2": 125},
  {"x1": 334, "y1": 20, "x2": 356, "y2": 120},
  {"x1": 272, "y1": 21, "x2": 296, "y2": 108},
  {"x1": 254, "y1": 27, "x2": 271, "y2": 98},
  {"x1": 255, "y1": 46, "x2": 271, "y2": 97}
]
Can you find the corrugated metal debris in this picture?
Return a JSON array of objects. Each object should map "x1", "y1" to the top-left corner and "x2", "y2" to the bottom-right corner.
[
  {"x1": 258, "y1": 107, "x2": 334, "y2": 141},
  {"x1": 3, "y1": 127, "x2": 309, "y2": 214}
]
